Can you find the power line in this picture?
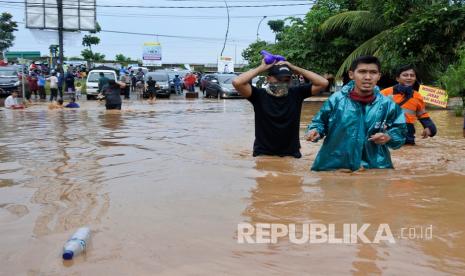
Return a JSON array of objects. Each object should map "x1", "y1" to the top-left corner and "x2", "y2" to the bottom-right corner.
[
  {"x1": 99, "y1": 29, "x2": 253, "y2": 43},
  {"x1": 2, "y1": 0, "x2": 316, "y2": 9}
]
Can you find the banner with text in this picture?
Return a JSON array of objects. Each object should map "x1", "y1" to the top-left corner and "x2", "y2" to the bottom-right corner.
[
  {"x1": 143, "y1": 42, "x2": 162, "y2": 66},
  {"x1": 418, "y1": 85, "x2": 448, "y2": 108}
]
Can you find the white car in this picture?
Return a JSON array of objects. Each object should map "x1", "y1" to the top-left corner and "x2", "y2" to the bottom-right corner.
[{"x1": 86, "y1": 70, "x2": 117, "y2": 100}]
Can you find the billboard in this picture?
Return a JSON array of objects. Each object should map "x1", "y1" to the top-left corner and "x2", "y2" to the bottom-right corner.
[
  {"x1": 26, "y1": 0, "x2": 96, "y2": 31},
  {"x1": 218, "y1": 56, "x2": 234, "y2": 73},
  {"x1": 142, "y1": 42, "x2": 162, "y2": 66}
]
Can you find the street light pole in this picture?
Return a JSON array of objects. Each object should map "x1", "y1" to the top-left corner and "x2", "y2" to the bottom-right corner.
[
  {"x1": 256, "y1": 16, "x2": 267, "y2": 41},
  {"x1": 220, "y1": 0, "x2": 230, "y2": 57}
]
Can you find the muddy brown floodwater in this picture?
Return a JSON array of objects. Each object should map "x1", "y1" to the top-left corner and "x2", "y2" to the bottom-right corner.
[{"x1": 1, "y1": 98, "x2": 465, "y2": 275}]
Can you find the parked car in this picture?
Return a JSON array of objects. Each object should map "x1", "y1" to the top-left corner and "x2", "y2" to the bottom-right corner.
[
  {"x1": 205, "y1": 73, "x2": 243, "y2": 99},
  {"x1": 144, "y1": 72, "x2": 171, "y2": 98},
  {"x1": 200, "y1": 74, "x2": 216, "y2": 92},
  {"x1": 0, "y1": 66, "x2": 21, "y2": 97},
  {"x1": 86, "y1": 69, "x2": 118, "y2": 100}
]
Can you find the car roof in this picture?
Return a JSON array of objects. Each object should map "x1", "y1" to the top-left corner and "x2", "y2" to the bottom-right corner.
[
  {"x1": 88, "y1": 70, "x2": 116, "y2": 73},
  {"x1": 147, "y1": 71, "x2": 169, "y2": 75}
]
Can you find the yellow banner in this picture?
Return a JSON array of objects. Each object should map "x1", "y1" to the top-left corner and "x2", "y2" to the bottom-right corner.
[{"x1": 418, "y1": 85, "x2": 448, "y2": 108}]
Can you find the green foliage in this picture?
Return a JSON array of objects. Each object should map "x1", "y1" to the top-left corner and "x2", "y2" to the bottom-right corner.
[
  {"x1": 242, "y1": 0, "x2": 361, "y2": 74},
  {"x1": 382, "y1": 4, "x2": 465, "y2": 82},
  {"x1": 81, "y1": 22, "x2": 102, "y2": 67},
  {"x1": 0, "y1": 12, "x2": 18, "y2": 55},
  {"x1": 440, "y1": 46, "x2": 465, "y2": 107},
  {"x1": 81, "y1": 49, "x2": 105, "y2": 62},
  {"x1": 115, "y1": 54, "x2": 131, "y2": 63},
  {"x1": 268, "y1": 20, "x2": 285, "y2": 33},
  {"x1": 242, "y1": 0, "x2": 465, "y2": 84},
  {"x1": 82, "y1": 35, "x2": 100, "y2": 50},
  {"x1": 454, "y1": 106, "x2": 464, "y2": 117},
  {"x1": 320, "y1": 10, "x2": 384, "y2": 34},
  {"x1": 268, "y1": 20, "x2": 285, "y2": 41},
  {"x1": 241, "y1": 40, "x2": 275, "y2": 69}
]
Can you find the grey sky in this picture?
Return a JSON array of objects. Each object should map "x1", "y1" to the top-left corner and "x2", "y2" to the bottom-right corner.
[{"x1": 2, "y1": 0, "x2": 312, "y2": 64}]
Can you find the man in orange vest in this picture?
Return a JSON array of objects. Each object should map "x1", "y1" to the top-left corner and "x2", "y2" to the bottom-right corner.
[{"x1": 381, "y1": 65, "x2": 437, "y2": 145}]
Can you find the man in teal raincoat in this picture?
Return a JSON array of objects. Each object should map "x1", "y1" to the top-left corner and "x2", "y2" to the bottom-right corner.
[{"x1": 306, "y1": 56, "x2": 407, "y2": 171}]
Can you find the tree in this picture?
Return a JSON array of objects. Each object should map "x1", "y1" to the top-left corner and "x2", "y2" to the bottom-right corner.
[
  {"x1": 82, "y1": 35, "x2": 100, "y2": 51},
  {"x1": 81, "y1": 22, "x2": 104, "y2": 68},
  {"x1": 241, "y1": 40, "x2": 274, "y2": 69},
  {"x1": 242, "y1": 0, "x2": 357, "y2": 74},
  {"x1": 0, "y1": 13, "x2": 18, "y2": 59},
  {"x1": 267, "y1": 19, "x2": 285, "y2": 42},
  {"x1": 318, "y1": 0, "x2": 463, "y2": 79},
  {"x1": 115, "y1": 53, "x2": 131, "y2": 64},
  {"x1": 81, "y1": 49, "x2": 105, "y2": 63},
  {"x1": 440, "y1": 46, "x2": 465, "y2": 110}
]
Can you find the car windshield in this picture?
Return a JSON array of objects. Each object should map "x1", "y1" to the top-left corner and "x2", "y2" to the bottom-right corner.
[
  {"x1": 217, "y1": 75, "x2": 235, "y2": 84},
  {"x1": 0, "y1": 69, "x2": 17, "y2": 77},
  {"x1": 147, "y1": 74, "x2": 169, "y2": 82},
  {"x1": 87, "y1": 72, "x2": 116, "y2": 82}
]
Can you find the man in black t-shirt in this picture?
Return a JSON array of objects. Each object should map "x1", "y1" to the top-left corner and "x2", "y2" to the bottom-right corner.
[{"x1": 233, "y1": 59, "x2": 328, "y2": 158}]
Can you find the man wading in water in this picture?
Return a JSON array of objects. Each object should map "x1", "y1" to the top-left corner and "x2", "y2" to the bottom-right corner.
[
  {"x1": 233, "y1": 59, "x2": 328, "y2": 158},
  {"x1": 306, "y1": 56, "x2": 407, "y2": 171}
]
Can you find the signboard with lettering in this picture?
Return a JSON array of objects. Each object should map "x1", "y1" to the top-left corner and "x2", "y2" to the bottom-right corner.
[
  {"x1": 418, "y1": 85, "x2": 448, "y2": 108},
  {"x1": 142, "y1": 42, "x2": 162, "y2": 67}
]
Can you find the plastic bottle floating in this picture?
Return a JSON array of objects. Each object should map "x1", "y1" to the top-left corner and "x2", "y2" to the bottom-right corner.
[{"x1": 62, "y1": 227, "x2": 91, "y2": 260}]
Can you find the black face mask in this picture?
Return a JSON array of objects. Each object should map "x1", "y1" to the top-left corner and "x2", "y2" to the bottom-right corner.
[{"x1": 265, "y1": 82, "x2": 290, "y2": 97}]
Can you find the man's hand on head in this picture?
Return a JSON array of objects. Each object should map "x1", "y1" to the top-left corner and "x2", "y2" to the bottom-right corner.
[{"x1": 259, "y1": 59, "x2": 276, "y2": 72}]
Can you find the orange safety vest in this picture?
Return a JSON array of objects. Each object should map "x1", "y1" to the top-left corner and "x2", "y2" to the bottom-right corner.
[{"x1": 381, "y1": 86, "x2": 430, "y2": 124}]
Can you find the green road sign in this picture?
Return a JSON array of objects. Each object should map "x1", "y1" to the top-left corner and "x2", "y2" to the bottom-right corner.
[{"x1": 5, "y1": 51, "x2": 41, "y2": 59}]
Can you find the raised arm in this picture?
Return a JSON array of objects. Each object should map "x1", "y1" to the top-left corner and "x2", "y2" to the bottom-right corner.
[
  {"x1": 277, "y1": 61, "x2": 328, "y2": 95},
  {"x1": 232, "y1": 59, "x2": 274, "y2": 98}
]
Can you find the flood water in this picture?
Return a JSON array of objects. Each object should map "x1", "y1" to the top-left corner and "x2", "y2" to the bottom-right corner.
[{"x1": 1, "y1": 97, "x2": 465, "y2": 275}]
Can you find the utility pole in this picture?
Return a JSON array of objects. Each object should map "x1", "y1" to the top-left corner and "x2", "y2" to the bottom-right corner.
[{"x1": 57, "y1": 0, "x2": 64, "y2": 73}]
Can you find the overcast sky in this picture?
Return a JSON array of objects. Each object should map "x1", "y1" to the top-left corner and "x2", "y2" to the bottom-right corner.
[{"x1": 2, "y1": 0, "x2": 313, "y2": 64}]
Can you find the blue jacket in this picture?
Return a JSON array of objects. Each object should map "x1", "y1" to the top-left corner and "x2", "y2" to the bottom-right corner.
[{"x1": 307, "y1": 81, "x2": 407, "y2": 171}]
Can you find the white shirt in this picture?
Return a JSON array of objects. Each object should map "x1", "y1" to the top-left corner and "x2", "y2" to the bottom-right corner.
[
  {"x1": 4, "y1": 95, "x2": 18, "y2": 108},
  {"x1": 48, "y1": 76, "x2": 58, "y2": 89}
]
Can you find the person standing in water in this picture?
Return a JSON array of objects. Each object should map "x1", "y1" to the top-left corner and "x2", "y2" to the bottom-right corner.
[
  {"x1": 306, "y1": 55, "x2": 406, "y2": 171},
  {"x1": 233, "y1": 59, "x2": 329, "y2": 158},
  {"x1": 102, "y1": 79, "x2": 126, "y2": 110},
  {"x1": 381, "y1": 65, "x2": 437, "y2": 145},
  {"x1": 146, "y1": 76, "x2": 158, "y2": 103},
  {"x1": 47, "y1": 72, "x2": 59, "y2": 102}
]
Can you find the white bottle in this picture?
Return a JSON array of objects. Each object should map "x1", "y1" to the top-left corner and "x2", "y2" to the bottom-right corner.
[{"x1": 62, "y1": 227, "x2": 91, "y2": 260}]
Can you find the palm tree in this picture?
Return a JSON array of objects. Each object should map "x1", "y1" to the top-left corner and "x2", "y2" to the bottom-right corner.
[
  {"x1": 320, "y1": 9, "x2": 404, "y2": 77},
  {"x1": 319, "y1": 0, "x2": 429, "y2": 77}
]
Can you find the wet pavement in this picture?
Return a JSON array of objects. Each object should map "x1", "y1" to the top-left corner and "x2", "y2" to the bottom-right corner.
[{"x1": 1, "y1": 96, "x2": 465, "y2": 275}]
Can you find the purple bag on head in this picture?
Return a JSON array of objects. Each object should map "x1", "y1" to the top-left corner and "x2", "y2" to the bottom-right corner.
[{"x1": 260, "y1": 50, "x2": 286, "y2": 64}]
